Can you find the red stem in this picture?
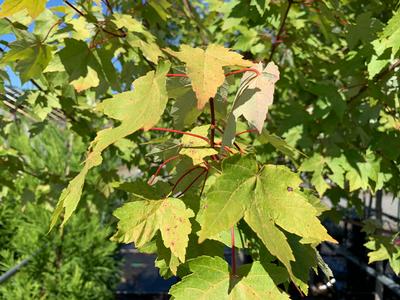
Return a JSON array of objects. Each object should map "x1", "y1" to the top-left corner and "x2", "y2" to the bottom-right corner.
[
  {"x1": 41, "y1": 20, "x2": 61, "y2": 43},
  {"x1": 235, "y1": 129, "x2": 258, "y2": 136},
  {"x1": 63, "y1": 0, "x2": 85, "y2": 17},
  {"x1": 166, "y1": 67, "x2": 261, "y2": 79},
  {"x1": 224, "y1": 68, "x2": 261, "y2": 77},
  {"x1": 231, "y1": 227, "x2": 236, "y2": 275},
  {"x1": 166, "y1": 73, "x2": 189, "y2": 77},
  {"x1": 172, "y1": 166, "x2": 205, "y2": 193},
  {"x1": 215, "y1": 126, "x2": 242, "y2": 153},
  {"x1": 147, "y1": 127, "x2": 210, "y2": 143},
  {"x1": 148, "y1": 155, "x2": 180, "y2": 185},
  {"x1": 176, "y1": 168, "x2": 207, "y2": 197}
]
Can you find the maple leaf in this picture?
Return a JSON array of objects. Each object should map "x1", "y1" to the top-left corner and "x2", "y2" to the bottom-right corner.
[
  {"x1": 112, "y1": 197, "x2": 194, "y2": 262},
  {"x1": 50, "y1": 61, "x2": 170, "y2": 229},
  {"x1": 0, "y1": 0, "x2": 46, "y2": 19},
  {"x1": 169, "y1": 256, "x2": 289, "y2": 300},
  {"x1": 198, "y1": 155, "x2": 336, "y2": 277},
  {"x1": 59, "y1": 38, "x2": 101, "y2": 85},
  {"x1": 179, "y1": 125, "x2": 218, "y2": 165},
  {"x1": 1, "y1": 31, "x2": 52, "y2": 83},
  {"x1": 368, "y1": 9, "x2": 400, "y2": 78},
  {"x1": 112, "y1": 13, "x2": 145, "y2": 33},
  {"x1": 165, "y1": 44, "x2": 252, "y2": 109},
  {"x1": 223, "y1": 62, "x2": 279, "y2": 146},
  {"x1": 365, "y1": 236, "x2": 400, "y2": 275}
]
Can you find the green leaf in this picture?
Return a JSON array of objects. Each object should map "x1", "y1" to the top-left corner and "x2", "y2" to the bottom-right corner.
[
  {"x1": 50, "y1": 61, "x2": 170, "y2": 229},
  {"x1": 58, "y1": 38, "x2": 101, "y2": 89},
  {"x1": 365, "y1": 236, "x2": 400, "y2": 275},
  {"x1": 169, "y1": 256, "x2": 289, "y2": 299},
  {"x1": 165, "y1": 44, "x2": 252, "y2": 109},
  {"x1": 168, "y1": 78, "x2": 201, "y2": 129},
  {"x1": 368, "y1": 9, "x2": 400, "y2": 78},
  {"x1": 127, "y1": 34, "x2": 163, "y2": 64},
  {"x1": 197, "y1": 155, "x2": 257, "y2": 243},
  {"x1": 256, "y1": 131, "x2": 304, "y2": 165},
  {"x1": 250, "y1": 0, "x2": 271, "y2": 16},
  {"x1": 1, "y1": 33, "x2": 52, "y2": 83},
  {"x1": 300, "y1": 153, "x2": 330, "y2": 196},
  {"x1": 346, "y1": 12, "x2": 382, "y2": 49},
  {"x1": 112, "y1": 197, "x2": 194, "y2": 262},
  {"x1": 198, "y1": 155, "x2": 335, "y2": 277},
  {"x1": 0, "y1": 0, "x2": 46, "y2": 19},
  {"x1": 179, "y1": 125, "x2": 218, "y2": 165}
]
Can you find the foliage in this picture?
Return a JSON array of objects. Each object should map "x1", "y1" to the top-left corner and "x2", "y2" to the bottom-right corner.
[
  {"x1": 1, "y1": 0, "x2": 400, "y2": 298},
  {"x1": 0, "y1": 123, "x2": 120, "y2": 299},
  {"x1": 0, "y1": 203, "x2": 119, "y2": 300}
]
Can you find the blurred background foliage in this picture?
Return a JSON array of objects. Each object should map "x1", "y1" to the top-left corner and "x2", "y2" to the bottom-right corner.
[{"x1": 0, "y1": 0, "x2": 399, "y2": 298}]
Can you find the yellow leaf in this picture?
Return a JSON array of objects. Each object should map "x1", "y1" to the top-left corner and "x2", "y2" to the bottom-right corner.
[
  {"x1": 179, "y1": 125, "x2": 218, "y2": 165},
  {"x1": 0, "y1": 0, "x2": 46, "y2": 19},
  {"x1": 50, "y1": 61, "x2": 171, "y2": 229},
  {"x1": 165, "y1": 44, "x2": 252, "y2": 109},
  {"x1": 70, "y1": 67, "x2": 100, "y2": 92},
  {"x1": 112, "y1": 197, "x2": 194, "y2": 263}
]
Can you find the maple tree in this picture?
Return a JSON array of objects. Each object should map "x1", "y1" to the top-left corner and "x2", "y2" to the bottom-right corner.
[{"x1": 1, "y1": 0, "x2": 400, "y2": 298}]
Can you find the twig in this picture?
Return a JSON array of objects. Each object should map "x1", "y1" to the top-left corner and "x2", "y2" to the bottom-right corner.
[
  {"x1": 166, "y1": 68, "x2": 261, "y2": 79},
  {"x1": 235, "y1": 129, "x2": 258, "y2": 136},
  {"x1": 268, "y1": 0, "x2": 293, "y2": 62},
  {"x1": 224, "y1": 68, "x2": 261, "y2": 77},
  {"x1": 215, "y1": 126, "x2": 243, "y2": 153},
  {"x1": 102, "y1": 0, "x2": 113, "y2": 13},
  {"x1": 63, "y1": 0, "x2": 125, "y2": 39},
  {"x1": 100, "y1": 26, "x2": 126, "y2": 38},
  {"x1": 348, "y1": 59, "x2": 400, "y2": 104},
  {"x1": 209, "y1": 97, "x2": 216, "y2": 148},
  {"x1": 41, "y1": 20, "x2": 61, "y2": 43},
  {"x1": 30, "y1": 79, "x2": 44, "y2": 91},
  {"x1": 181, "y1": 0, "x2": 209, "y2": 44},
  {"x1": 89, "y1": 29, "x2": 100, "y2": 49},
  {"x1": 148, "y1": 155, "x2": 180, "y2": 185},
  {"x1": 166, "y1": 73, "x2": 189, "y2": 78},
  {"x1": 63, "y1": 0, "x2": 85, "y2": 17},
  {"x1": 147, "y1": 127, "x2": 210, "y2": 144},
  {"x1": 176, "y1": 168, "x2": 207, "y2": 197},
  {"x1": 172, "y1": 166, "x2": 205, "y2": 193}
]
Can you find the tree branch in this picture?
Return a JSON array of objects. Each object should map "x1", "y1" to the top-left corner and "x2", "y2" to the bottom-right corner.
[
  {"x1": 63, "y1": 0, "x2": 85, "y2": 17},
  {"x1": 268, "y1": 0, "x2": 293, "y2": 62},
  {"x1": 348, "y1": 59, "x2": 400, "y2": 105}
]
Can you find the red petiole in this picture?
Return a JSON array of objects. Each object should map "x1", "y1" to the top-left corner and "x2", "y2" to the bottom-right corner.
[
  {"x1": 146, "y1": 68, "x2": 260, "y2": 195},
  {"x1": 148, "y1": 155, "x2": 180, "y2": 185},
  {"x1": 147, "y1": 127, "x2": 210, "y2": 143},
  {"x1": 166, "y1": 67, "x2": 261, "y2": 79},
  {"x1": 176, "y1": 168, "x2": 207, "y2": 197},
  {"x1": 171, "y1": 165, "x2": 206, "y2": 193},
  {"x1": 235, "y1": 129, "x2": 258, "y2": 136}
]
